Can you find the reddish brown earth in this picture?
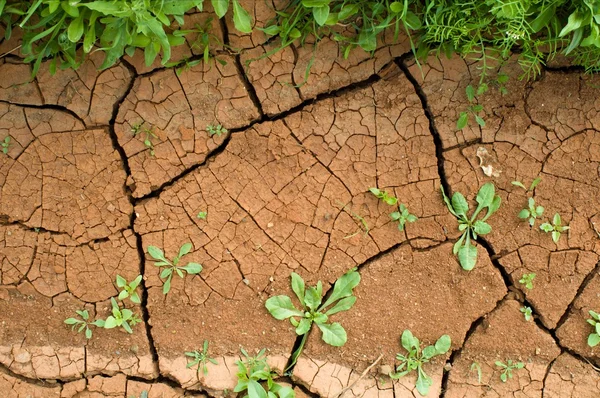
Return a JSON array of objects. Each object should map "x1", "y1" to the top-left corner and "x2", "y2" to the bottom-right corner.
[{"x1": 1, "y1": 11, "x2": 600, "y2": 398}]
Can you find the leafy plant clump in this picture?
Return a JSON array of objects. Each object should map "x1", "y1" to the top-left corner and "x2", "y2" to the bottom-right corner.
[
  {"x1": 495, "y1": 359, "x2": 524, "y2": 382},
  {"x1": 441, "y1": 183, "x2": 501, "y2": 271},
  {"x1": 369, "y1": 187, "x2": 398, "y2": 206},
  {"x1": 389, "y1": 330, "x2": 451, "y2": 396},
  {"x1": 131, "y1": 123, "x2": 158, "y2": 157},
  {"x1": 206, "y1": 124, "x2": 228, "y2": 137},
  {"x1": 265, "y1": 269, "x2": 360, "y2": 370},
  {"x1": 147, "y1": 243, "x2": 203, "y2": 295},
  {"x1": 520, "y1": 306, "x2": 533, "y2": 321},
  {"x1": 116, "y1": 274, "x2": 142, "y2": 304},
  {"x1": 185, "y1": 340, "x2": 218, "y2": 375},
  {"x1": 519, "y1": 272, "x2": 536, "y2": 290},
  {"x1": 518, "y1": 197, "x2": 544, "y2": 227},
  {"x1": 540, "y1": 213, "x2": 570, "y2": 243},
  {"x1": 586, "y1": 310, "x2": 600, "y2": 347},
  {"x1": 390, "y1": 203, "x2": 418, "y2": 231},
  {"x1": 234, "y1": 348, "x2": 295, "y2": 398},
  {"x1": 64, "y1": 309, "x2": 104, "y2": 339},
  {"x1": 512, "y1": 178, "x2": 542, "y2": 192},
  {"x1": 456, "y1": 85, "x2": 486, "y2": 130},
  {"x1": 1, "y1": 136, "x2": 10, "y2": 155},
  {"x1": 95, "y1": 297, "x2": 142, "y2": 334}
]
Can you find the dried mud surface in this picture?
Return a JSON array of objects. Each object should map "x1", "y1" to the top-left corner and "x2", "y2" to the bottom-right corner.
[{"x1": 1, "y1": 12, "x2": 599, "y2": 398}]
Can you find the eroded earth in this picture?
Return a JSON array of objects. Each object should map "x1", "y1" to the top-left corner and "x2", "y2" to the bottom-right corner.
[{"x1": 0, "y1": 9, "x2": 599, "y2": 398}]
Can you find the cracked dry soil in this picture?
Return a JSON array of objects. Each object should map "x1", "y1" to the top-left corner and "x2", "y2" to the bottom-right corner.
[{"x1": 1, "y1": 6, "x2": 600, "y2": 398}]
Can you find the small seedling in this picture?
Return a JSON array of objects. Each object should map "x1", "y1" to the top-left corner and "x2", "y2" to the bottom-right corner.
[
  {"x1": 116, "y1": 275, "x2": 142, "y2": 304},
  {"x1": 511, "y1": 177, "x2": 541, "y2": 192},
  {"x1": 369, "y1": 187, "x2": 398, "y2": 206},
  {"x1": 1, "y1": 136, "x2": 10, "y2": 154},
  {"x1": 131, "y1": 123, "x2": 158, "y2": 156},
  {"x1": 495, "y1": 360, "x2": 524, "y2": 382},
  {"x1": 457, "y1": 85, "x2": 486, "y2": 130},
  {"x1": 64, "y1": 309, "x2": 103, "y2": 339},
  {"x1": 441, "y1": 183, "x2": 501, "y2": 270},
  {"x1": 337, "y1": 201, "x2": 369, "y2": 239},
  {"x1": 519, "y1": 273, "x2": 536, "y2": 290},
  {"x1": 128, "y1": 391, "x2": 148, "y2": 398},
  {"x1": 586, "y1": 310, "x2": 600, "y2": 347},
  {"x1": 95, "y1": 298, "x2": 142, "y2": 334},
  {"x1": 389, "y1": 330, "x2": 451, "y2": 396},
  {"x1": 540, "y1": 213, "x2": 569, "y2": 243},
  {"x1": 496, "y1": 73, "x2": 509, "y2": 95},
  {"x1": 197, "y1": 211, "x2": 207, "y2": 220},
  {"x1": 520, "y1": 306, "x2": 533, "y2": 321},
  {"x1": 390, "y1": 204, "x2": 418, "y2": 231},
  {"x1": 266, "y1": 269, "x2": 360, "y2": 371},
  {"x1": 206, "y1": 124, "x2": 228, "y2": 137},
  {"x1": 518, "y1": 197, "x2": 544, "y2": 227},
  {"x1": 185, "y1": 340, "x2": 218, "y2": 375},
  {"x1": 233, "y1": 348, "x2": 295, "y2": 398},
  {"x1": 470, "y1": 362, "x2": 482, "y2": 384},
  {"x1": 147, "y1": 243, "x2": 203, "y2": 295}
]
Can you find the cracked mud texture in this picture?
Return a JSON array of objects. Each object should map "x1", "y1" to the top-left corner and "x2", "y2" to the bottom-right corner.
[{"x1": 1, "y1": 13, "x2": 600, "y2": 396}]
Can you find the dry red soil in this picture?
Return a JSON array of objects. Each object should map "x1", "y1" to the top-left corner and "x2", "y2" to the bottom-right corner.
[{"x1": 1, "y1": 6, "x2": 600, "y2": 398}]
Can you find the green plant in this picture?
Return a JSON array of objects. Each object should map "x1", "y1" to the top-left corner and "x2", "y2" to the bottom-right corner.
[
  {"x1": 210, "y1": 0, "x2": 252, "y2": 33},
  {"x1": 206, "y1": 124, "x2": 228, "y2": 137},
  {"x1": 147, "y1": 243, "x2": 203, "y2": 295},
  {"x1": 495, "y1": 360, "x2": 524, "y2": 382},
  {"x1": 369, "y1": 187, "x2": 398, "y2": 206},
  {"x1": 94, "y1": 297, "x2": 141, "y2": 334},
  {"x1": 540, "y1": 213, "x2": 570, "y2": 243},
  {"x1": 64, "y1": 309, "x2": 103, "y2": 339},
  {"x1": 389, "y1": 330, "x2": 451, "y2": 396},
  {"x1": 185, "y1": 340, "x2": 218, "y2": 375},
  {"x1": 518, "y1": 197, "x2": 544, "y2": 227},
  {"x1": 131, "y1": 123, "x2": 158, "y2": 156},
  {"x1": 390, "y1": 203, "x2": 417, "y2": 231},
  {"x1": 520, "y1": 306, "x2": 532, "y2": 321},
  {"x1": 197, "y1": 211, "x2": 207, "y2": 220},
  {"x1": 441, "y1": 183, "x2": 501, "y2": 271},
  {"x1": 265, "y1": 269, "x2": 360, "y2": 370},
  {"x1": 456, "y1": 85, "x2": 486, "y2": 130},
  {"x1": 511, "y1": 177, "x2": 542, "y2": 192},
  {"x1": 233, "y1": 348, "x2": 295, "y2": 398},
  {"x1": 519, "y1": 273, "x2": 536, "y2": 290},
  {"x1": 470, "y1": 361, "x2": 482, "y2": 384},
  {"x1": 1, "y1": 136, "x2": 10, "y2": 154},
  {"x1": 128, "y1": 391, "x2": 148, "y2": 398},
  {"x1": 586, "y1": 310, "x2": 600, "y2": 347},
  {"x1": 116, "y1": 275, "x2": 142, "y2": 304}
]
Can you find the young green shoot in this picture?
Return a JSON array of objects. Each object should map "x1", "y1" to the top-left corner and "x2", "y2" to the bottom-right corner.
[
  {"x1": 116, "y1": 275, "x2": 142, "y2": 304},
  {"x1": 147, "y1": 243, "x2": 203, "y2": 295},
  {"x1": 511, "y1": 177, "x2": 541, "y2": 192},
  {"x1": 265, "y1": 269, "x2": 360, "y2": 371},
  {"x1": 233, "y1": 348, "x2": 295, "y2": 398},
  {"x1": 206, "y1": 124, "x2": 228, "y2": 137},
  {"x1": 540, "y1": 213, "x2": 570, "y2": 243},
  {"x1": 369, "y1": 187, "x2": 398, "y2": 206},
  {"x1": 586, "y1": 310, "x2": 600, "y2": 347},
  {"x1": 457, "y1": 85, "x2": 486, "y2": 130},
  {"x1": 495, "y1": 360, "x2": 524, "y2": 382},
  {"x1": 389, "y1": 330, "x2": 451, "y2": 396},
  {"x1": 197, "y1": 211, "x2": 207, "y2": 220},
  {"x1": 518, "y1": 197, "x2": 544, "y2": 227},
  {"x1": 131, "y1": 123, "x2": 158, "y2": 156},
  {"x1": 1, "y1": 136, "x2": 10, "y2": 155},
  {"x1": 185, "y1": 340, "x2": 218, "y2": 375},
  {"x1": 520, "y1": 306, "x2": 533, "y2": 321},
  {"x1": 441, "y1": 183, "x2": 501, "y2": 270},
  {"x1": 390, "y1": 204, "x2": 417, "y2": 231},
  {"x1": 470, "y1": 362, "x2": 482, "y2": 384},
  {"x1": 64, "y1": 309, "x2": 103, "y2": 339},
  {"x1": 95, "y1": 298, "x2": 142, "y2": 334},
  {"x1": 519, "y1": 273, "x2": 536, "y2": 290}
]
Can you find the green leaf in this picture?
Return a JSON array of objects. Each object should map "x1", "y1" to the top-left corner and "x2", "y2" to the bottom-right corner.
[
  {"x1": 476, "y1": 183, "x2": 496, "y2": 209},
  {"x1": 163, "y1": 276, "x2": 172, "y2": 294},
  {"x1": 81, "y1": 2, "x2": 124, "y2": 15},
  {"x1": 325, "y1": 296, "x2": 356, "y2": 316},
  {"x1": 160, "y1": 268, "x2": 173, "y2": 278},
  {"x1": 422, "y1": 345, "x2": 436, "y2": 359},
  {"x1": 339, "y1": 4, "x2": 359, "y2": 19},
  {"x1": 313, "y1": 312, "x2": 328, "y2": 324},
  {"x1": 473, "y1": 220, "x2": 492, "y2": 235},
  {"x1": 401, "y1": 330, "x2": 417, "y2": 351},
  {"x1": 530, "y1": 177, "x2": 542, "y2": 191},
  {"x1": 212, "y1": 0, "x2": 229, "y2": 18},
  {"x1": 552, "y1": 230, "x2": 560, "y2": 243},
  {"x1": 181, "y1": 262, "x2": 203, "y2": 274},
  {"x1": 178, "y1": 243, "x2": 193, "y2": 259},
  {"x1": 312, "y1": 5, "x2": 330, "y2": 26},
  {"x1": 390, "y1": 2, "x2": 404, "y2": 14},
  {"x1": 511, "y1": 181, "x2": 526, "y2": 190},
  {"x1": 304, "y1": 286, "x2": 322, "y2": 311},
  {"x1": 265, "y1": 296, "x2": 304, "y2": 320},
  {"x1": 248, "y1": 380, "x2": 268, "y2": 398},
  {"x1": 64, "y1": 318, "x2": 79, "y2": 325},
  {"x1": 232, "y1": 0, "x2": 252, "y2": 33},
  {"x1": 416, "y1": 372, "x2": 432, "y2": 396},
  {"x1": 560, "y1": 10, "x2": 589, "y2": 37},
  {"x1": 104, "y1": 316, "x2": 118, "y2": 329},
  {"x1": 435, "y1": 335, "x2": 451, "y2": 354},
  {"x1": 553, "y1": 213, "x2": 561, "y2": 226},
  {"x1": 291, "y1": 272, "x2": 305, "y2": 304},
  {"x1": 518, "y1": 209, "x2": 530, "y2": 219},
  {"x1": 317, "y1": 322, "x2": 347, "y2": 346},
  {"x1": 116, "y1": 275, "x2": 127, "y2": 288},
  {"x1": 358, "y1": 30, "x2": 377, "y2": 52},
  {"x1": 130, "y1": 275, "x2": 143, "y2": 289},
  {"x1": 475, "y1": 115, "x2": 485, "y2": 127},
  {"x1": 404, "y1": 11, "x2": 421, "y2": 30},
  {"x1": 540, "y1": 223, "x2": 553, "y2": 232},
  {"x1": 67, "y1": 16, "x2": 84, "y2": 42},
  {"x1": 456, "y1": 112, "x2": 469, "y2": 130},
  {"x1": 85, "y1": 328, "x2": 92, "y2": 339},
  {"x1": 118, "y1": 290, "x2": 129, "y2": 301},
  {"x1": 451, "y1": 193, "x2": 469, "y2": 217},
  {"x1": 465, "y1": 85, "x2": 475, "y2": 102},
  {"x1": 148, "y1": 246, "x2": 166, "y2": 261},
  {"x1": 295, "y1": 318, "x2": 312, "y2": 335},
  {"x1": 458, "y1": 242, "x2": 477, "y2": 271},
  {"x1": 320, "y1": 269, "x2": 360, "y2": 310},
  {"x1": 302, "y1": 0, "x2": 331, "y2": 6},
  {"x1": 441, "y1": 186, "x2": 457, "y2": 216}
]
